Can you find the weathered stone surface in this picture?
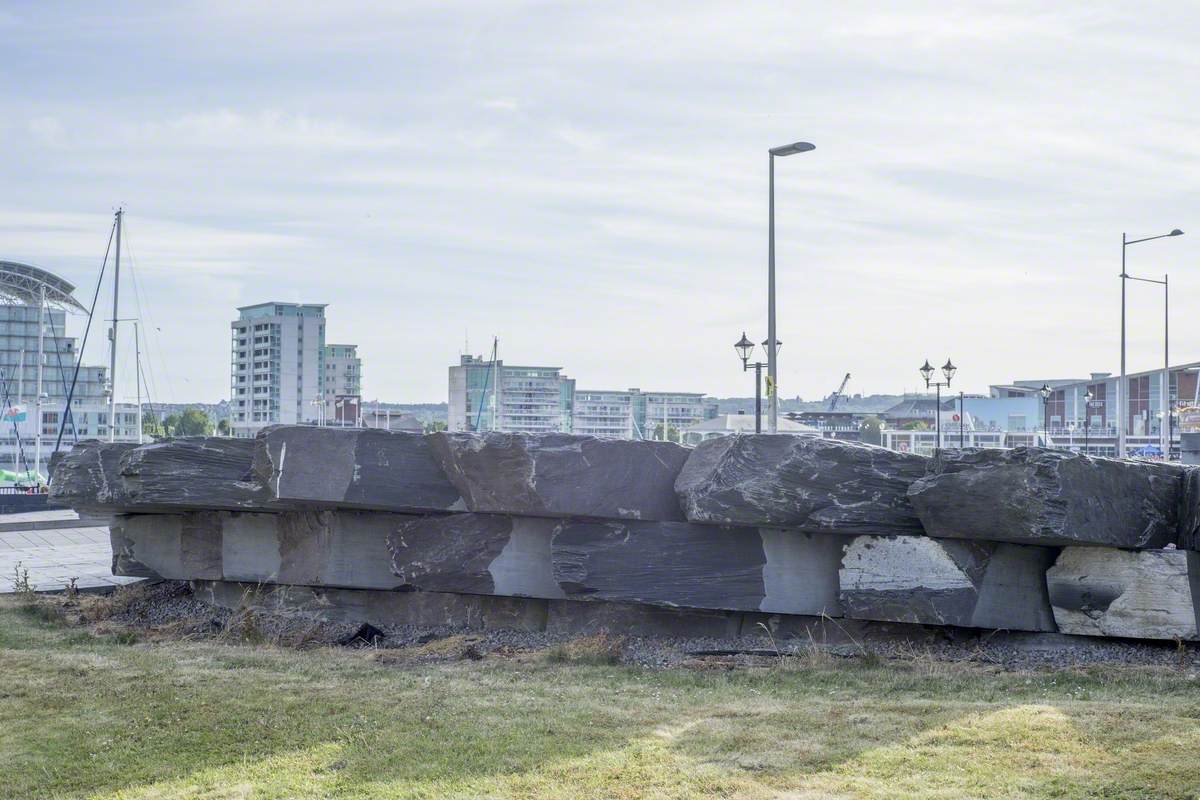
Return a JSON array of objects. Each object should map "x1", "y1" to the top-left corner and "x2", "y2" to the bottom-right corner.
[
  {"x1": 552, "y1": 521, "x2": 842, "y2": 615},
  {"x1": 48, "y1": 440, "x2": 138, "y2": 510},
  {"x1": 675, "y1": 435, "x2": 928, "y2": 535},
  {"x1": 193, "y1": 580, "x2": 551, "y2": 632},
  {"x1": 429, "y1": 432, "x2": 689, "y2": 522},
  {"x1": 252, "y1": 426, "x2": 464, "y2": 514},
  {"x1": 389, "y1": 514, "x2": 565, "y2": 598},
  {"x1": 908, "y1": 447, "x2": 1184, "y2": 548},
  {"x1": 1047, "y1": 547, "x2": 1200, "y2": 640},
  {"x1": 110, "y1": 513, "x2": 223, "y2": 580},
  {"x1": 120, "y1": 437, "x2": 271, "y2": 511},
  {"x1": 112, "y1": 510, "x2": 414, "y2": 589},
  {"x1": 1178, "y1": 467, "x2": 1200, "y2": 550},
  {"x1": 839, "y1": 536, "x2": 1057, "y2": 631}
]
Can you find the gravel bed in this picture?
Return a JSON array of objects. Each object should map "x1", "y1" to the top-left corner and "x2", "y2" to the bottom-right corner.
[{"x1": 66, "y1": 581, "x2": 1200, "y2": 672}]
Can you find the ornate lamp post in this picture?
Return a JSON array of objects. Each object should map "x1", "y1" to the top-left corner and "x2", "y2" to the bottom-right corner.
[
  {"x1": 919, "y1": 359, "x2": 956, "y2": 454},
  {"x1": 735, "y1": 333, "x2": 780, "y2": 434}
]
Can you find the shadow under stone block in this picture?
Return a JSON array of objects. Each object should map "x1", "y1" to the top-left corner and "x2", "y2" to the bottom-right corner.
[
  {"x1": 193, "y1": 580, "x2": 551, "y2": 632},
  {"x1": 428, "y1": 431, "x2": 689, "y2": 522},
  {"x1": 1047, "y1": 547, "x2": 1200, "y2": 640},
  {"x1": 675, "y1": 435, "x2": 927, "y2": 535},
  {"x1": 252, "y1": 426, "x2": 465, "y2": 513},
  {"x1": 908, "y1": 447, "x2": 1184, "y2": 548},
  {"x1": 111, "y1": 513, "x2": 223, "y2": 580},
  {"x1": 839, "y1": 536, "x2": 1057, "y2": 632},
  {"x1": 544, "y1": 599, "x2": 744, "y2": 638}
]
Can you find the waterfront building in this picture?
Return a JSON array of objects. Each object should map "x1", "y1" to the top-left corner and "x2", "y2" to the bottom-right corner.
[
  {"x1": 572, "y1": 388, "x2": 718, "y2": 440},
  {"x1": 447, "y1": 355, "x2": 575, "y2": 434},
  {"x1": 230, "y1": 302, "x2": 326, "y2": 438},
  {"x1": 323, "y1": 343, "x2": 362, "y2": 425}
]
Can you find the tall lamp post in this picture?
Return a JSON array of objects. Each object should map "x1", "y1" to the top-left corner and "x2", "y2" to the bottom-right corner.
[
  {"x1": 1039, "y1": 384, "x2": 1052, "y2": 448},
  {"x1": 1119, "y1": 229, "x2": 1183, "y2": 457},
  {"x1": 919, "y1": 359, "x2": 956, "y2": 454},
  {"x1": 735, "y1": 333, "x2": 780, "y2": 434},
  {"x1": 767, "y1": 140, "x2": 815, "y2": 433},
  {"x1": 1083, "y1": 389, "x2": 1094, "y2": 455}
]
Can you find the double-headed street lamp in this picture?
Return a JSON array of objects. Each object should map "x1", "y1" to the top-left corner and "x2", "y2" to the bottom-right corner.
[
  {"x1": 735, "y1": 333, "x2": 781, "y2": 434},
  {"x1": 919, "y1": 359, "x2": 956, "y2": 454},
  {"x1": 1118, "y1": 228, "x2": 1183, "y2": 458},
  {"x1": 767, "y1": 140, "x2": 815, "y2": 433}
]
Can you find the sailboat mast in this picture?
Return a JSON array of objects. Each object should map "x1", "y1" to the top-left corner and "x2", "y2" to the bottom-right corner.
[
  {"x1": 33, "y1": 285, "x2": 45, "y2": 477},
  {"x1": 108, "y1": 208, "x2": 122, "y2": 443},
  {"x1": 135, "y1": 322, "x2": 142, "y2": 444}
]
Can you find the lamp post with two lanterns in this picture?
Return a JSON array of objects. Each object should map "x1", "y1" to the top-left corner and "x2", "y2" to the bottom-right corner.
[
  {"x1": 919, "y1": 359, "x2": 956, "y2": 454},
  {"x1": 735, "y1": 333, "x2": 781, "y2": 434}
]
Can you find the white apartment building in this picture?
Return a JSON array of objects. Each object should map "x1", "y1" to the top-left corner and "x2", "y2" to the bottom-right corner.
[
  {"x1": 230, "y1": 302, "x2": 326, "y2": 438},
  {"x1": 572, "y1": 388, "x2": 718, "y2": 440},
  {"x1": 323, "y1": 343, "x2": 362, "y2": 424},
  {"x1": 448, "y1": 355, "x2": 575, "y2": 434}
]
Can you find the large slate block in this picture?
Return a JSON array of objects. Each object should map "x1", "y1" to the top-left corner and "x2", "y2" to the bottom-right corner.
[
  {"x1": 1047, "y1": 547, "x2": 1200, "y2": 640},
  {"x1": 428, "y1": 432, "x2": 689, "y2": 522},
  {"x1": 120, "y1": 437, "x2": 272, "y2": 511},
  {"x1": 907, "y1": 447, "x2": 1184, "y2": 548},
  {"x1": 252, "y1": 426, "x2": 465, "y2": 514},
  {"x1": 552, "y1": 521, "x2": 842, "y2": 615},
  {"x1": 112, "y1": 510, "x2": 415, "y2": 590},
  {"x1": 1179, "y1": 467, "x2": 1200, "y2": 550},
  {"x1": 839, "y1": 536, "x2": 1057, "y2": 631},
  {"x1": 49, "y1": 440, "x2": 138, "y2": 510},
  {"x1": 389, "y1": 514, "x2": 566, "y2": 599},
  {"x1": 675, "y1": 435, "x2": 928, "y2": 535}
]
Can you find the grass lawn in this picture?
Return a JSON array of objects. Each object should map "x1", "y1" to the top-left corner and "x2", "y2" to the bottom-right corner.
[{"x1": 3, "y1": 597, "x2": 1200, "y2": 799}]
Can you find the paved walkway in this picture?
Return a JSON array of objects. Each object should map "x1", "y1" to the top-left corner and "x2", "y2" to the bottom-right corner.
[{"x1": 0, "y1": 523, "x2": 140, "y2": 593}]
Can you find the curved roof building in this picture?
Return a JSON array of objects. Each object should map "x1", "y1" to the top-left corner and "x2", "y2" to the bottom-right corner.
[{"x1": 0, "y1": 261, "x2": 87, "y2": 313}]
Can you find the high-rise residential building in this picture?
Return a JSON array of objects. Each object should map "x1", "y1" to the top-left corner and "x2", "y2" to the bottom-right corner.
[
  {"x1": 447, "y1": 355, "x2": 575, "y2": 433},
  {"x1": 0, "y1": 261, "x2": 141, "y2": 476},
  {"x1": 572, "y1": 389, "x2": 717, "y2": 439},
  {"x1": 230, "y1": 302, "x2": 326, "y2": 438},
  {"x1": 323, "y1": 344, "x2": 362, "y2": 424}
]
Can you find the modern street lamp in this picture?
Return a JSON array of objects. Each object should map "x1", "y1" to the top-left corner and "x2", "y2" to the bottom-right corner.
[
  {"x1": 767, "y1": 140, "x2": 815, "y2": 434},
  {"x1": 919, "y1": 358, "x2": 956, "y2": 454},
  {"x1": 1118, "y1": 228, "x2": 1183, "y2": 457},
  {"x1": 735, "y1": 332, "x2": 780, "y2": 434},
  {"x1": 1039, "y1": 384, "x2": 1052, "y2": 448}
]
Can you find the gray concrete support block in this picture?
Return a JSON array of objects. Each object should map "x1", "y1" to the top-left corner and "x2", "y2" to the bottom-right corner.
[
  {"x1": 1047, "y1": 547, "x2": 1200, "y2": 640},
  {"x1": 839, "y1": 535, "x2": 1057, "y2": 632}
]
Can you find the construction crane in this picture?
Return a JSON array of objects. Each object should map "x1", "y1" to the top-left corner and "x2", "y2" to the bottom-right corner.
[{"x1": 828, "y1": 373, "x2": 851, "y2": 411}]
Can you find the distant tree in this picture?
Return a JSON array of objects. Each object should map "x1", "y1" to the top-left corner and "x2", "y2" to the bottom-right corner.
[
  {"x1": 901, "y1": 420, "x2": 929, "y2": 431},
  {"x1": 217, "y1": 419, "x2": 231, "y2": 435},
  {"x1": 423, "y1": 420, "x2": 447, "y2": 434},
  {"x1": 162, "y1": 409, "x2": 214, "y2": 437},
  {"x1": 142, "y1": 417, "x2": 165, "y2": 438},
  {"x1": 652, "y1": 424, "x2": 681, "y2": 443},
  {"x1": 859, "y1": 415, "x2": 884, "y2": 446}
]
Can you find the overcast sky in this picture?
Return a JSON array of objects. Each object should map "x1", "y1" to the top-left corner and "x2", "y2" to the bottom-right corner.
[{"x1": 1, "y1": 2, "x2": 1198, "y2": 404}]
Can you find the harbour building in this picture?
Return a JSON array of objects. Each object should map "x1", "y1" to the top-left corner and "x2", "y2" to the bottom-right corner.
[
  {"x1": 447, "y1": 355, "x2": 575, "y2": 434},
  {"x1": 230, "y1": 302, "x2": 326, "y2": 438}
]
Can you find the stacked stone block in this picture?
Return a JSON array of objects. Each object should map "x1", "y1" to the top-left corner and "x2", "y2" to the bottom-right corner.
[{"x1": 48, "y1": 428, "x2": 1200, "y2": 642}]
